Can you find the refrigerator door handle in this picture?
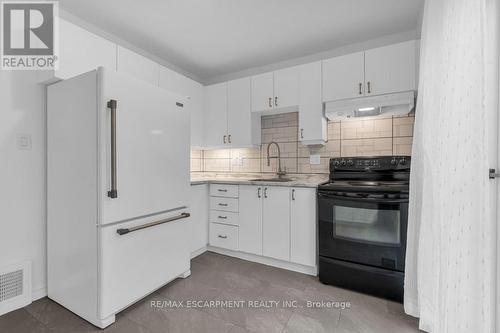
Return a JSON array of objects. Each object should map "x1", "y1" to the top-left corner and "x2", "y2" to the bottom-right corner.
[
  {"x1": 107, "y1": 99, "x2": 118, "y2": 198},
  {"x1": 117, "y1": 212, "x2": 190, "y2": 235}
]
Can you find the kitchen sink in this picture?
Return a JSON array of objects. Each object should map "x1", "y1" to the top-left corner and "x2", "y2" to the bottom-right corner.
[{"x1": 249, "y1": 178, "x2": 293, "y2": 182}]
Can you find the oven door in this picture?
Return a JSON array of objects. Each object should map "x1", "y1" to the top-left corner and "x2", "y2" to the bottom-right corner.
[{"x1": 318, "y1": 190, "x2": 408, "y2": 271}]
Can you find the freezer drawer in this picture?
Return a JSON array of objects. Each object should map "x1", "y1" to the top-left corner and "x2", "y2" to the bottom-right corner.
[
  {"x1": 209, "y1": 223, "x2": 239, "y2": 250},
  {"x1": 99, "y1": 210, "x2": 190, "y2": 318},
  {"x1": 210, "y1": 184, "x2": 239, "y2": 198},
  {"x1": 209, "y1": 210, "x2": 239, "y2": 226},
  {"x1": 210, "y1": 197, "x2": 239, "y2": 212}
]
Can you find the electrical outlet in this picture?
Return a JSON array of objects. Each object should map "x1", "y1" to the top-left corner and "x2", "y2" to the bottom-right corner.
[
  {"x1": 309, "y1": 154, "x2": 321, "y2": 165},
  {"x1": 16, "y1": 134, "x2": 32, "y2": 150}
]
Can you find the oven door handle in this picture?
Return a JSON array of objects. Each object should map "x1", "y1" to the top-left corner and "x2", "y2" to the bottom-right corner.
[{"x1": 318, "y1": 192, "x2": 408, "y2": 204}]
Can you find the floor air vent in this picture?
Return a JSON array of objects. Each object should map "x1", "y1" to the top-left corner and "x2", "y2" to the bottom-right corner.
[{"x1": 0, "y1": 261, "x2": 31, "y2": 316}]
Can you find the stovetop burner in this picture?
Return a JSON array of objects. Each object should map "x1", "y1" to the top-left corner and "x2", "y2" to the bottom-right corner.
[{"x1": 319, "y1": 156, "x2": 411, "y2": 193}]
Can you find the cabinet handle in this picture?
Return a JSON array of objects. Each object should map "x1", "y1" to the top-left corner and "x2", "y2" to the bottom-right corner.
[
  {"x1": 300, "y1": 128, "x2": 304, "y2": 139},
  {"x1": 223, "y1": 135, "x2": 227, "y2": 144},
  {"x1": 218, "y1": 235, "x2": 228, "y2": 239},
  {"x1": 218, "y1": 203, "x2": 228, "y2": 207},
  {"x1": 292, "y1": 189, "x2": 295, "y2": 201},
  {"x1": 264, "y1": 187, "x2": 268, "y2": 198},
  {"x1": 367, "y1": 81, "x2": 371, "y2": 94},
  {"x1": 228, "y1": 134, "x2": 231, "y2": 143},
  {"x1": 274, "y1": 96, "x2": 278, "y2": 107},
  {"x1": 218, "y1": 189, "x2": 227, "y2": 192},
  {"x1": 358, "y1": 82, "x2": 363, "y2": 95},
  {"x1": 218, "y1": 215, "x2": 227, "y2": 219},
  {"x1": 257, "y1": 187, "x2": 261, "y2": 198},
  {"x1": 268, "y1": 97, "x2": 272, "y2": 108}
]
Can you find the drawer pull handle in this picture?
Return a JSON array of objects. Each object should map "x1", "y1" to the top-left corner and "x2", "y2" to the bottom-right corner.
[
  {"x1": 116, "y1": 212, "x2": 190, "y2": 236},
  {"x1": 218, "y1": 235, "x2": 228, "y2": 239},
  {"x1": 218, "y1": 215, "x2": 227, "y2": 219},
  {"x1": 218, "y1": 203, "x2": 228, "y2": 206},
  {"x1": 218, "y1": 189, "x2": 228, "y2": 192}
]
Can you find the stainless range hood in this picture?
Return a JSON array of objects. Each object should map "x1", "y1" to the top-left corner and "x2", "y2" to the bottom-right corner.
[{"x1": 324, "y1": 91, "x2": 415, "y2": 120}]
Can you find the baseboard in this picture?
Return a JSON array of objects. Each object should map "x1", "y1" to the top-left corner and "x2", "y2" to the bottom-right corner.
[
  {"x1": 32, "y1": 286, "x2": 47, "y2": 301},
  {"x1": 190, "y1": 246, "x2": 207, "y2": 259},
  {"x1": 207, "y1": 246, "x2": 317, "y2": 276}
]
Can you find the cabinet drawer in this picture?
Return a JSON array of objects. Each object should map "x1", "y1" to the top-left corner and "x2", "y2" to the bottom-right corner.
[
  {"x1": 210, "y1": 197, "x2": 239, "y2": 212},
  {"x1": 209, "y1": 223, "x2": 238, "y2": 250},
  {"x1": 210, "y1": 210, "x2": 239, "y2": 226},
  {"x1": 210, "y1": 184, "x2": 239, "y2": 198}
]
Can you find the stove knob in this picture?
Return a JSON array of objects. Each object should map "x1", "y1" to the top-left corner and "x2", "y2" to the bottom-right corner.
[
  {"x1": 347, "y1": 160, "x2": 354, "y2": 166},
  {"x1": 341, "y1": 160, "x2": 347, "y2": 166},
  {"x1": 399, "y1": 158, "x2": 406, "y2": 165},
  {"x1": 391, "y1": 158, "x2": 397, "y2": 165},
  {"x1": 333, "y1": 160, "x2": 340, "y2": 167}
]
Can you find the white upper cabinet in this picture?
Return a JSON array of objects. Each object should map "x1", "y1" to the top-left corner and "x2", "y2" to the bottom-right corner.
[
  {"x1": 273, "y1": 67, "x2": 299, "y2": 110},
  {"x1": 117, "y1": 46, "x2": 159, "y2": 86},
  {"x1": 322, "y1": 51, "x2": 365, "y2": 101},
  {"x1": 298, "y1": 61, "x2": 327, "y2": 145},
  {"x1": 251, "y1": 72, "x2": 274, "y2": 112},
  {"x1": 203, "y1": 79, "x2": 259, "y2": 149},
  {"x1": 204, "y1": 83, "x2": 228, "y2": 147},
  {"x1": 251, "y1": 67, "x2": 299, "y2": 113},
  {"x1": 227, "y1": 77, "x2": 260, "y2": 146},
  {"x1": 322, "y1": 40, "x2": 417, "y2": 102},
  {"x1": 159, "y1": 66, "x2": 204, "y2": 147},
  {"x1": 364, "y1": 40, "x2": 417, "y2": 96},
  {"x1": 38, "y1": 19, "x2": 116, "y2": 83}
]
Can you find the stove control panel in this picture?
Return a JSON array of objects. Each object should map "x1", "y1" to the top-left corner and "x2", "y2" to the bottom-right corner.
[{"x1": 330, "y1": 156, "x2": 411, "y2": 172}]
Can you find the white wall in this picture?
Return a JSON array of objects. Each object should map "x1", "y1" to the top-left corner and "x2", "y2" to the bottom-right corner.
[{"x1": 0, "y1": 71, "x2": 47, "y2": 299}]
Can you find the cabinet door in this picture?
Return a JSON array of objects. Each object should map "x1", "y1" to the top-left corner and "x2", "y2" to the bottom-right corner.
[
  {"x1": 322, "y1": 51, "x2": 365, "y2": 102},
  {"x1": 290, "y1": 188, "x2": 316, "y2": 266},
  {"x1": 239, "y1": 185, "x2": 263, "y2": 255},
  {"x1": 204, "y1": 83, "x2": 228, "y2": 147},
  {"x1": 364, "y1": 40, "x2": 417, "y2": 95},
  {"x1": 227, "y1": 77, "x2": 253, "y2": 146},
  {"x1": 117, "y1": 46, "x2": 159, "y2": 86},
  {"x1": 273, "y1": 66, "x2": 299, "y2": 109},
  {"x1": 263, "y1": 186, "x2": 290, "y2": 261},
  {"x1": 298, "y1": 61, "x2": 326, "y2": 144},
  {"x1": 251, "y1": 72, "x2": 274, "y2": 112}
]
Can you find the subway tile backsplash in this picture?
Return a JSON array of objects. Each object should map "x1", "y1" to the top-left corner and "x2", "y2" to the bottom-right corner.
[{"x1": 191, "y1": 112, "x2": 414, "y2": 174}]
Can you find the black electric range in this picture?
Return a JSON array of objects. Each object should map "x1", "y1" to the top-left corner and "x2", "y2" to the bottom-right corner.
[{"x1": 317, "y1": 156, "x2": 411, "y2": 302}]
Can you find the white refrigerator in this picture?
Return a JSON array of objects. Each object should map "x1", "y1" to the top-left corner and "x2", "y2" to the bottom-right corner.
[{"x1": 47, "y1": 68, "x2": 191, "y2": 328}]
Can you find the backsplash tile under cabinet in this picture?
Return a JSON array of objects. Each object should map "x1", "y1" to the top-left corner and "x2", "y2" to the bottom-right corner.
[
  {"x1": 341, "y1": 118, "x2": 393, "y2": 139},
  {"x1": 192, "y1": 113, "x2": 415, "y2": 174}
]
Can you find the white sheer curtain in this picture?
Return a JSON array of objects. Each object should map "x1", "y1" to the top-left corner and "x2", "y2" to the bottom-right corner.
[{"x1": 404, "y1": 0, "x2": 496, "y2": 332}]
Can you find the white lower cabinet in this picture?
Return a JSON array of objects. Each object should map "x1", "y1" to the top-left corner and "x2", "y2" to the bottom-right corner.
[
  {"x1": 262, "y1": 186, "x2": 291, "y2": 261},
  {"x1": 209, "y1": 184, "x2": 316, "y2": 270},
  {"x1": 239, "y1": 185, "x2": 263, "y2": 255},
  {"x1": 290, "y1": 188, "x2": 317, "y2": 266}
]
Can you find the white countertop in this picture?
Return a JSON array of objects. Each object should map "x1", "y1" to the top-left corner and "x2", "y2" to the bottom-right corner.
[{"x1": 190, "y1": 172, "x2": 328, "y2": 188}]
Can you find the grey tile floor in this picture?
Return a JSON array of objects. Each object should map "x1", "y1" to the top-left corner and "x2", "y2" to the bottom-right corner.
[{"x1": 0, "y1": 252, "x2": 421, "y2": 333}]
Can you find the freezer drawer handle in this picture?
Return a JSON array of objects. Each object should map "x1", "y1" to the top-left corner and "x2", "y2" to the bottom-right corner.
[
  {"x1": 107, "y1": 99, "x2": 118, "y2": 199},
  {"x1": 116, "y1": 212, "x2": 190, "y2": 235}
]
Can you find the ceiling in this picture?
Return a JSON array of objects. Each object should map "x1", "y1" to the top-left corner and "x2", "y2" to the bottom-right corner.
[{"x1": 59, "y1": 0, "x2": 425, "y2": 83}]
